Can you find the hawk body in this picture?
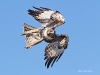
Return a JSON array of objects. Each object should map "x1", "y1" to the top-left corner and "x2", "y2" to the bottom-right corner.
[
  {"x1": 23, "y1": 23, "x2": 56, "y2": 48},
  {"x1": 42, "y1": 27, "x2": 56, "y2": 43},
  {"x1": 22, "y1": 6, "x2": 69, "y2": 68}
]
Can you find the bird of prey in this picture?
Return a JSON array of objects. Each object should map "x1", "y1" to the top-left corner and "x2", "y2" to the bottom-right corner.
[
  {"x1": 28, "y1": 6, "x2": 65, "y2": 28},
  {"x1": 22, "y1": 6, "x2": 69, "y2": 68},
  {"x1": 22, "y1": 23, "x2": 69, "y2": 68}
]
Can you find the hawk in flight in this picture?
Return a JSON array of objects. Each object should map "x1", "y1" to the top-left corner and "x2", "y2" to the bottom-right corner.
[{"x1": 22, "y1": 6, "x2": 69, "y2": 68}]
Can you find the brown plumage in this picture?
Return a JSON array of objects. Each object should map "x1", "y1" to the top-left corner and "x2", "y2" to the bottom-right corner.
[
  {"x1": 28, "y1": 6, "x2": 65, "y2": 28},
  {"x1": 22, "y1": 23, "x2": 43, "y2": 49},
  {"x1": 22, "y1": 6, "x2": 69, "y2": 68},
  {"x1": 44, "y1": 34, "x2": 69, "y2": 68}
]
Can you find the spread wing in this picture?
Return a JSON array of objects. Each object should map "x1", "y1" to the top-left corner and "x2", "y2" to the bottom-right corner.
[
  {"x1": 44, "y1": 34, "x2": 69, "y2": 68},
  {"x1": 22, "y1": 23, "x2": 43, "y2": 49},
  {"x1": 28, "y1": 6, "x2": 65, "y2": 28}
]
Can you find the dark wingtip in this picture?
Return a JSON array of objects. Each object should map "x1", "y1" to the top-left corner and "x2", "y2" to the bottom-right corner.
[
  {"x1": 47, "y1": 66, "x2": 49, "y2": 68},
  {"x1": 45, "y1": 59, "x2": 50, "y2": 68},
  {"x1": 46, "y1": 58, "x2": 54, "y2": 68},
  {"x1": 44, "y1": 57, "x2": 47, "y2": 60},
  {"x1": 23, "y1": 23, "x2": 28, "y2": 26},
  {"x1": 32, "y1": 6, "x2": 36, "y2": 9},
  {"x1": 27, "y1": 9, "x2": 31, "y2": 11},
  {"x1": 27, "y1": 9, "x2": 33, "y2": 13},
  {"x1": 56, "y1": 11, "x2": 60, "y2": 13}
]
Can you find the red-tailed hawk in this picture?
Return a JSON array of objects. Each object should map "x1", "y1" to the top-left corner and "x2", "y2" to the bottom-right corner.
[
  {"x1": 22, "y1": 6, "x2": 69, "y2": 68},
  {"x1": 22, "y1": 23, "x2": 69, "y2": 68},
  {"x1": 28, "y1": 6, "x2": 65, "y2": 28}
]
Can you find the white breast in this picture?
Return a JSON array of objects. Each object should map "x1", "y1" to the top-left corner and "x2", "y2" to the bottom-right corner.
[{"x1": 43, "y1": 28, "x2": 52, "y2": 39}]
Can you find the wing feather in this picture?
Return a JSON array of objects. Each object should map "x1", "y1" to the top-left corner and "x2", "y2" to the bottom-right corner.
[
  {"x1": 50, "y1": 11, "x2": 65, "y2": 28},
  {"x1": 56, "y1": 52, "x2": 64, "y2": 62},
  {"x1": 28, "y1": 7, "x2": 54, "y2": 27},
  {"x1": 46, "y1": 58, "x2": 54, "y2": 68},
  {"x1": 28, "y1": 7, "x2": 65, "y2": 28},
  {"x1": 44, "y1": 34, "x2": 69, "y2": 68},
  {"x1": 51, "y1": 56, "x2": 58, "y2": 67}
]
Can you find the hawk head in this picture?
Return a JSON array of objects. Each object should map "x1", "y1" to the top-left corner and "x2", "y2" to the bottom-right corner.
[
  {"x1": 47, "y1": 28, "x2": 55, "y2": 38},
  {"x1": 42, "y1": 27, "x2": 56, "y2": 43}
]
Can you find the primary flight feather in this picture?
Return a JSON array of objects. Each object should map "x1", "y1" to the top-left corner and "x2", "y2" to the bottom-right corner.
[
  {"x1": 44, "y1": 34, "x2": 69, "y2": 68},
  {"x1": 28, "y1": 6, "x2": 65, "y2": 28}
]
